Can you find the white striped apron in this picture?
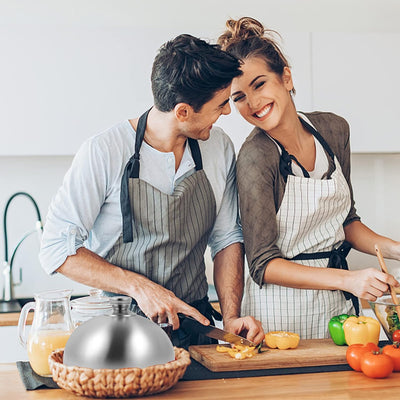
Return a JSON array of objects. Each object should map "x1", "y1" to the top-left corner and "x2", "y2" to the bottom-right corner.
[
  {"x1": 242, "y1": 120, "x2": 356, "y2": 339},
  {"x1": 104, "y1": 109, "x2": 217, "y2": 346}
]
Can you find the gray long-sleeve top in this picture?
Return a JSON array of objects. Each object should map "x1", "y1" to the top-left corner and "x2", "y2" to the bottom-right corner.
[{"x1": 237, "y1": 111, "x2": 361, "y2": 287}]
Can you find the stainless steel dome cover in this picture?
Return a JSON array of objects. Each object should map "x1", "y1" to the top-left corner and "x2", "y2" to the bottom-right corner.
[{"x1": 63, "y1": 296, "x2": 175, "y2": 369}]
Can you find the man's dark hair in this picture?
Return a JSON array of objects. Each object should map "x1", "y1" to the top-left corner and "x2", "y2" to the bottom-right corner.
[{"x1": 151, "y1": 34, "x2": 242, "y2": 113}]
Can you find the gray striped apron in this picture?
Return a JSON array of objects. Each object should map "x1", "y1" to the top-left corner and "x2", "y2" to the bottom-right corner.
[
  {"x1": 241, "y1": 118, "x2": 357, "y2": 339},
  {"x1": 104, "y1": 109, "x2": 217, "y2": 347}
]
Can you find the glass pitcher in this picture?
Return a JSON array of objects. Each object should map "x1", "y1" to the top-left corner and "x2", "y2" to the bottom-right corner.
[{"x1": 18, "y1": 289, "x2": 75, "y2": 377}]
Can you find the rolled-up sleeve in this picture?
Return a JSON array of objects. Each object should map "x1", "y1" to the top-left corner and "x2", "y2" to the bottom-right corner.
[
  {"x1": 237, "y1": 135, "x2": 282, "y2": 287},
  {"x1": 39, "y1": 138, "x2": 109, "y2": 274}
]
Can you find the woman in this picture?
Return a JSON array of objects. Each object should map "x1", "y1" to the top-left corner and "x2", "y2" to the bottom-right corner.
[{"x1": 218, "y1": 17, "x2": 400, "y2": 339}]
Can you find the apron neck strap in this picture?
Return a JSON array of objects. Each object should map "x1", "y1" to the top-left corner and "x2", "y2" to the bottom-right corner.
[
  {"x1": 120, "y1": 108, "x2": 204, "y2": 242},
  {"x1": 276, "y1": 116, "x2": 336, "y2": 181},
  {"x1": 188, "y1": 138, "x2": 203, "y2": 171},
  {"x1": 275, "y1": 139, "x2": 310, "y2": 180},
  {"x1": 129, "y1": 109, "x2": 203, "y2": 177},
  {"x1": 121, "y1": 108, "x2": 151, "y2": 242},
  {"x1": 299, "y1": 117, "x2": 335, "y2": 161},
  {"x1": 123, "y1": 108, "x2": 152, "y2": 180},
  {"x1": 134, "y1": 108, "x2": 150, "y2": 161}
]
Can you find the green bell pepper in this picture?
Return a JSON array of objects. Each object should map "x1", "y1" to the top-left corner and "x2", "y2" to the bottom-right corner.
[{"x1": 328, "y1": 314, "x2": 353, "y2": 345}]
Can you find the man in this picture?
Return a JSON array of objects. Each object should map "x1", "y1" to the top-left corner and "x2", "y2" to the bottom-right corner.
[{"x1": 39, "y1": 34, "x2": 264, "y2": 347}]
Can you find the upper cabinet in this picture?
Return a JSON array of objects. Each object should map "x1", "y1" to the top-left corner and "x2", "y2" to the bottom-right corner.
[
  {"x1": 0, "y1": 24, "x2": 160, "y2": 155},
  {"x1": 0, "y1": 22, "x2": 313, "y2": 155},
  {"x1": 2, "y1": 2, "x2": 400, "y2": 155},
  {"x1": 311, "y1": 32, "x2": 400, "y2": 153}
]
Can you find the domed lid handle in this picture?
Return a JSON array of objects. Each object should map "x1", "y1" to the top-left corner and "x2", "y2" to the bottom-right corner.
[{"x1": 109, "y1": 296, "x2": 132, "y2": 316}]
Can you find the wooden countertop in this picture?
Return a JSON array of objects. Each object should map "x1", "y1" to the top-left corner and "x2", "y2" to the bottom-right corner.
[
  {"x1": 2, "y1": 362, "x2": 400, "y2": 399},
  {"x1": 0, "y1": 312, "x2": 32, "y2": 327}
]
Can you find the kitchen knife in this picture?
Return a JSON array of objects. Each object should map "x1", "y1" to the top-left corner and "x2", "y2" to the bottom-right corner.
[{"x1": 179, "y1": 315, "x2": 256, "y2": 347}]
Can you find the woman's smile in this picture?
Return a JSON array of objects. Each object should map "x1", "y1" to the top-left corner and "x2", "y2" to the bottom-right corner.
[{"x1": 254, "y1": 103, "x2": 273, "y2": 119}]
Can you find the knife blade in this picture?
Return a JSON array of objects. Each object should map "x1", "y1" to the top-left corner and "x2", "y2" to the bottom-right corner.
[{"x1": 179, "y1": 315, "x2": 256, "y2": 347}]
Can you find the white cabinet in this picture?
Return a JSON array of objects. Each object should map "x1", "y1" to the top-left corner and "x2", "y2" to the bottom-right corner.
[
  {"x1": 0, "y1": 24, "x2": 156, "y2": 156},
  {"x1": 2, "y1": 4, "x2": 400, "y2": 155},
  {"x1": 312, "y1": 33, "x2": 400, "y2": 152},
  {"x1": 1, "y1": 21, "x2": 314, "y2": 155}
]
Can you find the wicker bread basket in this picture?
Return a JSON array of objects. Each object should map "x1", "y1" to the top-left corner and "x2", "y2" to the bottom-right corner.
[{"x1": 49, "y1": 347, "x2": 190, "y2": 398}]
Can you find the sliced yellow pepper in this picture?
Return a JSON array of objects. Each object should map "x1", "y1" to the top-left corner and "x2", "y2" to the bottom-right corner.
[
  {"x1": 264, "y1": 331, "x2": 300, "y2": 350},
  {"x1": 216, "y1": 344, "x2": 257, "y2": 359},
  {"x1": 216, "y1": 345, "x2": 230, "y2": 353},
  {"x1": 342, "y1": 316, "x2": 380, "y2": 345}
]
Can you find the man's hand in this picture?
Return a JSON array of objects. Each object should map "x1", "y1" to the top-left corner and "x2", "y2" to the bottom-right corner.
[
  {"x1": 133, "y1": 275, "x2": 210, "y2": 330},
  {"x1": 57, "y1": 248, "x2": 210, "y2": 331},
  {"x1": 224, "y1": 316, "x2": 265, "y2": 345}
]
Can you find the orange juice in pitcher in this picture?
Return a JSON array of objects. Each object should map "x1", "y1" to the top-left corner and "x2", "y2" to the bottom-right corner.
[
  {"x1": 28, "y1": 330, "x2": 72, "y2": 376},
  {"x1": 18, "y1": 289, "x2": 75, "y2": 377}
]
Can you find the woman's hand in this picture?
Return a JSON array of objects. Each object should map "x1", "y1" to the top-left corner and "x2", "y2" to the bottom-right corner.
[
  {"x1": 224, "y1": 316, "x2": 265, "y2": 345},
  {"x1": 345, "y1": 268, "x2": 400, "y2": 301}
]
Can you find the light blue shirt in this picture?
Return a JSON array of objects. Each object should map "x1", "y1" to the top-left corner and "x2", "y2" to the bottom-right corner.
[{"x1": 39, "y1": 120, "x2": 243, "y2": 274}]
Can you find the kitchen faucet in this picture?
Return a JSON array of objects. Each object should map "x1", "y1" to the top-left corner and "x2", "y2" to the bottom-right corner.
[{"x1": 1, "y1": 192, "x2": 43, "y2": 312}]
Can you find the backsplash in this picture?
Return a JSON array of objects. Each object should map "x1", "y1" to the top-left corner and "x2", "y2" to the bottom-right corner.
[{"x1": 0, "y1": 156, "x2": 90, "y2": 298}]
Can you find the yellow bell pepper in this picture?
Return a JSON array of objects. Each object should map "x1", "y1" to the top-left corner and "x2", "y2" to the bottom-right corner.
[
  {"x1": 342, "y1": 316, "x2": 380, "y2": 345},
  {"x1": 264, "y1": 331, "x2": 300, "y2": 350}
]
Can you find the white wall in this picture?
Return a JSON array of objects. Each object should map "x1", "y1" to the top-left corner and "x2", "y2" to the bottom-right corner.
[{"x1": 1, "y1": 0, "x2": 400, "y2": 298}]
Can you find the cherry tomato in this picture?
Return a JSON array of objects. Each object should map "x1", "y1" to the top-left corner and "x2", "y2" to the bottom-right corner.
[
  {"x1": 392, "y1": 329, "x2": 400, "y2": 343},
  {"x1": 361, "y1": 351, "x2": 393, "y2": 378},
  {"x1": 382, "y1": 343, "x2": 400, "y2": 371},
  {"x1": 346, "y1": 342, "x2": 380, "y2": 371}
]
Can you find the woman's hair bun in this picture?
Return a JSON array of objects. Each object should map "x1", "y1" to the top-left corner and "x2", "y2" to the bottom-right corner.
[
  {"x1": 218, "y1": 17, "x2": 265, "y2": 49},
  {"x1": 217, "y1": 16, "x2": 294, "y2": 93}
]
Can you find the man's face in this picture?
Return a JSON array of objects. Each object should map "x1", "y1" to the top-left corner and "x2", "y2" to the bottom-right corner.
[{"x1": 183, "y1": 86, "x2": 232, "y2": 141}]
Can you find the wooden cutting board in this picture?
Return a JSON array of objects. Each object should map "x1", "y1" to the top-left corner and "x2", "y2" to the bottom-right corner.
[{"x1": 189, "y1": 339, "x2": 348, "y2": 372}]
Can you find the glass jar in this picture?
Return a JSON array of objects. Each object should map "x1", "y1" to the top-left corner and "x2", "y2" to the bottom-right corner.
[{"x1": 71, "y1": 289, "x2": 112, "y2": 326}]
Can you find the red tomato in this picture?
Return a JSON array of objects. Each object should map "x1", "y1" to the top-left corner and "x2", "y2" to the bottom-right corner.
[
  {"x1": 392, "y1": 329, "x2": 400, "y2": 343},
  {"x1": 361, "y1": 352, "x2": 393, "y2": 378},
  {"x1": 346, "y1": 342, "x2": 380, "y2": 372},
  {"x1": 382, "y1": 343, "x2": 400, "y2": 371}
]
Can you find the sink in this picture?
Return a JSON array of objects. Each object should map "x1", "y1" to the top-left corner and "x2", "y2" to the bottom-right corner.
[{"x1": 0, "y1": 300, "x2": 21, "y2": 313}]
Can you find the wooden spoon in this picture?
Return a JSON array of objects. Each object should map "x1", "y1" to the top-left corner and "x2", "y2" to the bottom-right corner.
[{"x1": 374, "y1": 244, "x2": 400, "y2": 315}]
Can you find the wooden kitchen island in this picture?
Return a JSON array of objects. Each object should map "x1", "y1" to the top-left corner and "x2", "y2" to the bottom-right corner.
[
  {"x1": 2, "y1": 362, "x2": 400, "y2": 399},
  {"x1": 2, "y1": 303, "x2": 400, "y2": 398}
]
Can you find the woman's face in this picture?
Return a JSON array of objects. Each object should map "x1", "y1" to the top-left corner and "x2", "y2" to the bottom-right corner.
[{"x1": 230, "y1": 57, "x2": 294, "y2": 132}]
